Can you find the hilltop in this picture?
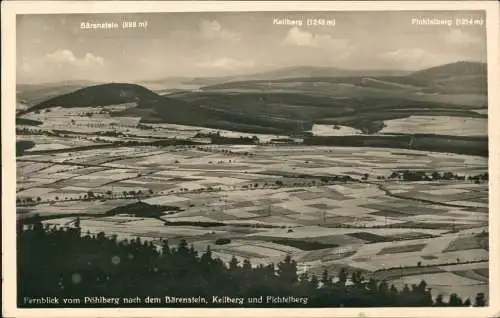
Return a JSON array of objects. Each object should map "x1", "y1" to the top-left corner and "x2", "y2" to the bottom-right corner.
[
  {"x1": 411, "y1": 61, "x2": 487, "y2": 80},
  {"x1": 142, "y1": 66, "x2": 412, "y2": 88},
  {"x1": 17, "y1": 83, "x2": 163, "y2": 116},
  {"x1": 409, "y1": 61, "x2": 487, "y2": 95},
  {"x1": 186, "y1": 66, "x2": 412, "y2": 86}
]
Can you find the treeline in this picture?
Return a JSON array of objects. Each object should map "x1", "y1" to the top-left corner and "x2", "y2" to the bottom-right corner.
[
  {"x1": 193, "y1": 131, "x2": 260, "y2": 145},
  {"x1": 303, "y1": 134, "x2": 488, "y2": 157},
  {"x1": 385, "y1": 170, "x2": 488, "y2": 183},
  {"x1": 18, "y1": 219, "x2": 487, "y2": 308}
]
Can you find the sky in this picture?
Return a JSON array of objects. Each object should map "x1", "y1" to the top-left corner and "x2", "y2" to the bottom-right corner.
[{"x1": 17, "y1": 10, "x2": 487, "y2": 84}]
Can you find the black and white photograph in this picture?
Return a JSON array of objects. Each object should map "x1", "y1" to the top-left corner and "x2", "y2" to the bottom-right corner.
[{"x1": 2, "y1": 1, "x2": 499, "y2": 317}]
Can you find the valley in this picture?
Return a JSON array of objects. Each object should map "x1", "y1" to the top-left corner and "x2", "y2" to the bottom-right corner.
[
  {"x1": 15, "y1": 61, "x2": 489, "y2": 303},
  {"x1": 17, "y1": 136, "x2": 489, "y2": 301}
]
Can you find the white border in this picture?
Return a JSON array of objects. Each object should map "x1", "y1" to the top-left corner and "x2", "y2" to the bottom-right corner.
[{"x1": 2, "y1": 1, "x2": 499, "y2": 318}]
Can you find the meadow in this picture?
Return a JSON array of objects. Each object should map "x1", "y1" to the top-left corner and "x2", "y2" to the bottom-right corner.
[{"x1": 16, "y1": 130, "x2": 489, "y2": 302}]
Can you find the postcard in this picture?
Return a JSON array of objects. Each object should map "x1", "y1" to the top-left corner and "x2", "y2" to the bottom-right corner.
[{"x1": 2, "y1": 1, "x2": 499, "y2": 317}]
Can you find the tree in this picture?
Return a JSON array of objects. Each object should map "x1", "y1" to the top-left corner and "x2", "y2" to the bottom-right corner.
[
  {"x1": 277, "y1": 255, "x2": 298, "y2": 284},
  {"x1": 464, "y1": 298, "x2": 472, "y2": 307},
  {"x1": 298, "y1": 271, "x2": 309, "y2": 285},
  {"x1": 389, "y1": 171, "x2": 399, "y2": 179},
  {"x1": 443, "y1": 172, "x2": 454, "y2": 180},
  {"x1": 432, "y1": 171, "x2": 441, "y2": 180},
  {"x1": 321, "y1": 269, "x2": 331, "y2": 286},
  {"x1": 448, "y1": 293, "x2": 463, "y2": 306},
  {"x1": 32, "y1": 213, "x2": 43, "y2": 233},
  {"x1": 229, "y1": 256, "x2": 239, "y2": 272},
  {"x1": 475, "y1": 292, "x2": 486, "y2": 306},
  {"x1": 378, "y1": 280, "x2": 389, "y2": 294},
  {"x1": 435, "y1": 294, "x2": 445, "y2": 306},
  {"x1": 176, "y1": 239, "x2": 189, "y2": 256},
  {"x1": 402, "y1": 284, "x2": 411, "y2": 296},
  {"x1": 338, "y1": 268, "x2": 348, "y2": 285},
  {"x1": 161, "y1": 240, "x2": 171, "y2": 256},
  {"x1": 416, "y1": 280, "x2": 427, "y2": 293},
  {"x1": 367, "y1": 278, "x2": 377, "y2": 291},
  {"x1": 200, "y1": 246, "x2": 213, "y2": 265},
  {"x1": 350, "y1": 271, "x2": 362, "y2": 286},
  {"x1": 309, "y1": 275, "x2": 319, "y2": 289},
  {"x1": 73, "y1": 217, "x2": 81, "y2": 236},
  {"x1": 242, "y1": 259, "x2": 252, "y2": 273}
]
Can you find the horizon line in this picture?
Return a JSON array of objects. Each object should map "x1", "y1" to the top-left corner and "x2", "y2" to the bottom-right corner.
[{"x1": 16, "y1": 59, "x2": 486, "y2": 86}]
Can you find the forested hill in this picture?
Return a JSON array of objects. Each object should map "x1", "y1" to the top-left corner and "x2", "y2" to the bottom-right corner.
[{"x1": 16, "y1": 83, "x2": 165, "y2": 116}]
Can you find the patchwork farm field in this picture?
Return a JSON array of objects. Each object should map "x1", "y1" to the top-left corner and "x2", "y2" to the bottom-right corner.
[{"x1": 16, "y1": 139, "x2": 489, "y2": 302}]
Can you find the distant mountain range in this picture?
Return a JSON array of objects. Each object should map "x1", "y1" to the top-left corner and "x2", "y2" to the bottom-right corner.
[
  {"x1": 198, "y1": 61, "x2": 487, "y2": 95},
  {"x1": 173, "y1": 66, "x2": 413, "y2": 86},
  {"x1": 17, "y1": 61, "x2": 487, "y2": 137},
  {"x1": 411, "y1": 61, "x2": 486, "y2": 80},
  {"x1": 17, "y1": 80, "x2": 102, "y2": 106},
  {"x1": 410, "y1": 61, "x2": 487, "y2": 94},
  {"x1": 139, "y1": 61, "x2": 485, "y2": 89}
]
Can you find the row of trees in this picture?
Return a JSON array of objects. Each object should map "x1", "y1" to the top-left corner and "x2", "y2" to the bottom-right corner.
[
  {"x1": 16, "y1": 127, "x2": 44, "y2": 135},
  {"x1": 16, "y1": 188, "x2": 156, "y2": 205},
  {"x1": 387, "y1": 170, "x2": 488, "y2": 183},
  {"x1": 18, "y1": 219, "x2": 487, "y2": 307},
  {"x1": 17, "y1": 172, "x2": 357, "y2": 207}
]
